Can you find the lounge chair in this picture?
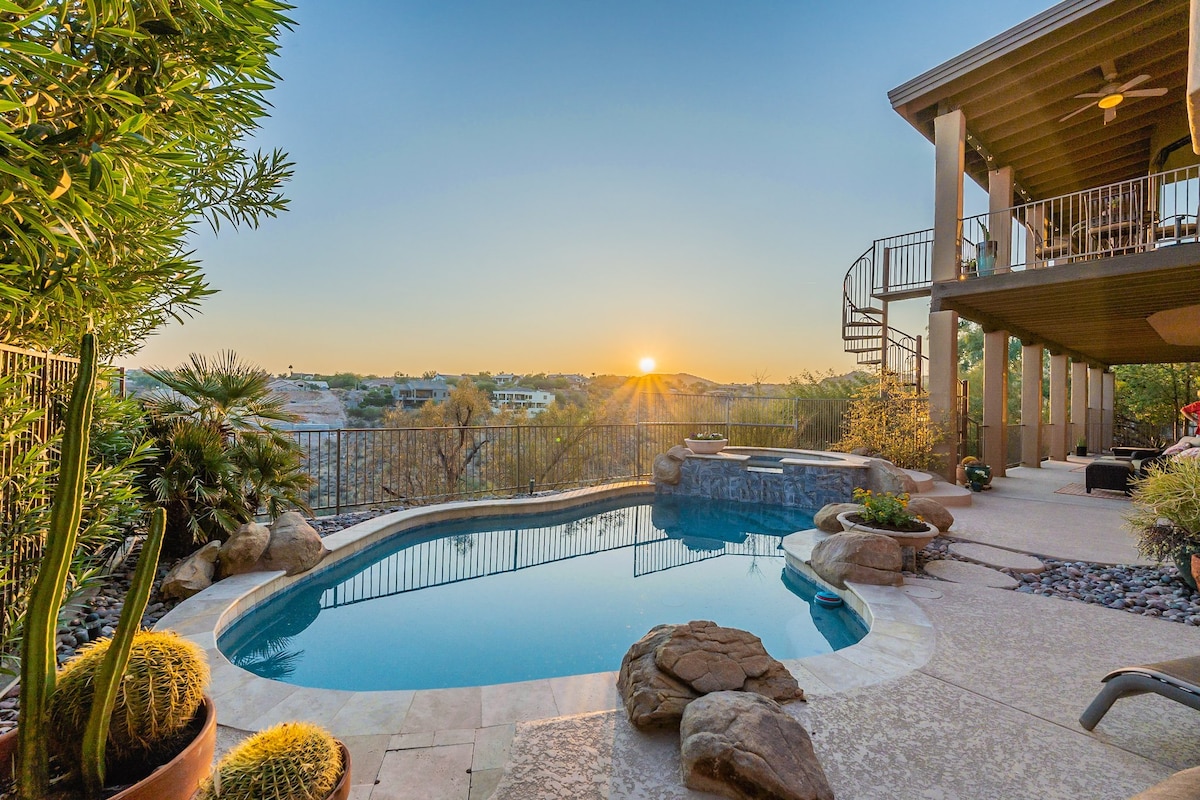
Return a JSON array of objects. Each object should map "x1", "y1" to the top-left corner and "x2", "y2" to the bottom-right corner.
[{"x1": 1079, "y1": 655, "x2": 1200, "y2": 730}]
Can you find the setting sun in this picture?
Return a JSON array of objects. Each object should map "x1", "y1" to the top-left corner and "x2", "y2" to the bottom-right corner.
[{"x1": 638, "y1": 356, "x2": 656, "y2": 374}]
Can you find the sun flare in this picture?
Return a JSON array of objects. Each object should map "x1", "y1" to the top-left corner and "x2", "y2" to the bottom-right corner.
[{"x1": 638, "y1": 356, "x2": 656, "y2": 374}]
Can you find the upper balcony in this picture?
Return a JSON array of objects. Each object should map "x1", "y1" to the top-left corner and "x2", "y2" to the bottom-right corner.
[{"x1": 957, "y1": 164, "x2": 1200, "y2": 278}]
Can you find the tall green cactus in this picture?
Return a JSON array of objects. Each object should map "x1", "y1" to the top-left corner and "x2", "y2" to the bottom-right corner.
[
  {"x1": 16, "y1": 332, "x2": 97, "y2": 800},
  {"x1": 80, "y1": 507, "x2": 167, "y2": 795}
]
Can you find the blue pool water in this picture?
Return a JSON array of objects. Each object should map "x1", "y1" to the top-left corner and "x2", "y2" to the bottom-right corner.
[{"x1": 219, "y1": 495, "x2": 866, "y2": 690}]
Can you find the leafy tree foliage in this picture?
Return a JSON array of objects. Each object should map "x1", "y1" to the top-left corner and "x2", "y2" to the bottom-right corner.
[
  {"x1": 0, "y1": 0, "x2": 293, "y2": 358},
  {"x1": 1114, "y1": 362, "x2": 1200, "y2": 443}
]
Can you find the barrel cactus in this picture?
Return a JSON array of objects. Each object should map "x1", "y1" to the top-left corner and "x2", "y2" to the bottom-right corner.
[
  {"x1": 48, "y1": 629, "x2": 210, "y2": 768},
  {"x1": 199, "y1": 721, "x2": 344, "y2": 800}
]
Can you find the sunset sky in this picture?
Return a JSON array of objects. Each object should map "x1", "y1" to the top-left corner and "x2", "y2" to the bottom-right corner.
[{"x1": 122, "y1": 0, "x2": 1048, "y2": 382}]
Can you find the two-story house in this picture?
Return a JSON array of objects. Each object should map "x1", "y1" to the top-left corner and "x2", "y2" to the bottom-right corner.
[
  {"x1": 491, "y1": 388, "x2": 555, "y2": 416},
  {"x1": 845, "y1": 0, "x2": 1200, "y2": 476}
]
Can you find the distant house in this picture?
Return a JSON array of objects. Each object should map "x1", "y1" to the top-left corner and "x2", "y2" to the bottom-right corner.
[
  {"x1": 392, "y1": 379, "x2": 451, "y2": 409},
  {"x1": 491, "y1": 388, "x2": 554, "y2": 416},
  {"x1": 269, "y1": 378, "x2": 329, "y2": 392},
  {"x1": 494, "y1": 373, "x2": 518, "y2": 385}
]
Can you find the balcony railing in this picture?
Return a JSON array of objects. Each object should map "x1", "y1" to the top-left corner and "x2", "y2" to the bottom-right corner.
[{"x1": 959, "y1": 164, "x2": 1200, "y2": 278}]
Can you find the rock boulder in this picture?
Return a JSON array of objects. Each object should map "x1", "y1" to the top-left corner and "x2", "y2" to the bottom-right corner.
[
  {"x1": 217, "y1": 521, "x2": 271, "y2": 578},
  {"x1": 616, "y1": 624, "x2": 700, "y2": 730},
  {"x1": 813, "y1": 503, "x2": 863, "y2": 533},
  {"x1": 257, "y1": 512, "x2": 329, "y2": 576},
  {"x1": 867, "y1": 459, "x2": 918, "y2": 495},
  {"x1": 810, "y1": 531, "x2": 903, "y2": 589},
  {"x1": 161, "y1": 541, "x2": 221, "y2": 599},
  {"x1": 616, "y1": 621, "x2": 803, "y2": 730},
  {"x1": 680, "y1": 691, "x2": 834, "y2": 800},
  {"x1": 905, "y1": 497, "x2": 954, "y2": 532}
]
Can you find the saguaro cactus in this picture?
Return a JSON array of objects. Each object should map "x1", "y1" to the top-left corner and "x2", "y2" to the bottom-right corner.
[
  {"x1": 16, "y1": 332, "x2": 97, "y2": 799},
  {"x1": 80, "y1": 507, "x2": 167, "y2": 794}
]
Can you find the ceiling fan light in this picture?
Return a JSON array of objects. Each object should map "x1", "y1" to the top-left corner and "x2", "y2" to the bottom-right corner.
[{"x1": 1097, "y1": 93, "x2": 1124, "y2": 109}]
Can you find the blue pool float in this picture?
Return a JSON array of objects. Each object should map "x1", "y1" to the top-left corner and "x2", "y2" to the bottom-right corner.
[{"x1": 814, "y1": 590, "x2": 843, "y2": 608}]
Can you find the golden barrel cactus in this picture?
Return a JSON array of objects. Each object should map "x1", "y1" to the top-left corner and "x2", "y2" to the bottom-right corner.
[
  {"x1": 199, "y1": 721, "x2": 344, "y2": 800},
  {"x1": 48, "y1": 629, "x2": 209, "y2": 766}
]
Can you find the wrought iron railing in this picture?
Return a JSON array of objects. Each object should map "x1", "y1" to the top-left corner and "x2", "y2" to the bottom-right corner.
[
  {"x1": 840, "y1": 230, "x2": 932, "y2": 388},
  {"x1": 1, "y1": 344, "x2": 80, "y2": 639},
  {"x1": 959, "y1": 164, "x2": 1200, "y2": 277},
  {"x1": 289, "y1": 396, "x2": 852, "y2": 514}
]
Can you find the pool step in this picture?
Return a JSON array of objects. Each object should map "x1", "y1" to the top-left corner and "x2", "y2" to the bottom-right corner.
[{"x1": 914, "y1": 481, "x2": 973, "y2": 507}]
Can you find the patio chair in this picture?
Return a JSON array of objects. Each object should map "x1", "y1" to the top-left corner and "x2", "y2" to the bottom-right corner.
[{"x1": 1079, "y1": 655, "x2": 1200, "y2": 730}]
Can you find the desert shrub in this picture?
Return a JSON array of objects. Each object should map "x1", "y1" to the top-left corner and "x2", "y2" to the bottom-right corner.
[{"x1": 834, "y1": 373, "x2": 946, "y2": 471}]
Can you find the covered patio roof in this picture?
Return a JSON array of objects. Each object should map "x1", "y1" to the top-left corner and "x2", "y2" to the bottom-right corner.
[
  {"x1": 930, "y1": 243, "x2": 1200, "y2": 366},
  {"x1": 889, "y1": 0, "x2": 1190, "y2": 201}
]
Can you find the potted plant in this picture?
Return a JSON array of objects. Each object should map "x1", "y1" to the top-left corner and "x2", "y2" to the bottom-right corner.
[
  {"x1": 960, "y1": 457, "x2": 992, "y2": 492},
  {"x1": 1, "y1": 334, "x2": 216, "y2": 800},
  {"x1": 838, "y1": 488, "x2": 938, "y2": 546},
  {"x1": 1076, "y1": 436, "x2": 1089, "y2": 457},
  {"x1": 684, "y1": 432, "x2": 728, "y2": 455},
  {"x1": 1128, "y1": 459, "x2": 1200, "y2": 591},
  {"x1": 976, "y1": 221, "x2": 997, "y2": 277},
  {"x1": 197, "y1": 721, "x2": 352, "y2": 800}
]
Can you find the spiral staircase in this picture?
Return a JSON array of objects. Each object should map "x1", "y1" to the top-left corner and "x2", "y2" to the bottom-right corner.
[{"x1": 841, "y1": 230, "x2": 934, "y2": 388}]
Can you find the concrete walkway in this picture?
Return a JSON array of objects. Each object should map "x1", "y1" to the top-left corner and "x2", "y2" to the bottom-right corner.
[{"x1": 944, "y1": 459, "x2": 1147, "y2": 565}]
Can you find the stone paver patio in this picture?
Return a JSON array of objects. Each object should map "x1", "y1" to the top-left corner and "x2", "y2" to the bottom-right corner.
[{"x1": 170, "y1": 459, "x2": 1200, "y2": 799}]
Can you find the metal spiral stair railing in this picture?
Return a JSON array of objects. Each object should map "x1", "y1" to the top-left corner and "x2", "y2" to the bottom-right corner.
[{"x1": 841, "y1": 233, "x2": 933, "y2": 388}]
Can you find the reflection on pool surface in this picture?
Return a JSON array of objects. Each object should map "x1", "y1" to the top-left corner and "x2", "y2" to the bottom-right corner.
[{"x1": 219, "y1": 495, "x2": 866, "y2": 690}]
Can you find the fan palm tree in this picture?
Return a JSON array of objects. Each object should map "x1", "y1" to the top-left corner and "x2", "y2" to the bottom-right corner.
[{"x1": 142, "y1": 352, "x2": 312, "y2": 555}]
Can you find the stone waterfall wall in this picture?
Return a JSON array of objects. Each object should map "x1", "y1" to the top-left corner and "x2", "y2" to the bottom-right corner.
[{"x1": 655, "y1": 455, "x2": 865, "y2": 509}]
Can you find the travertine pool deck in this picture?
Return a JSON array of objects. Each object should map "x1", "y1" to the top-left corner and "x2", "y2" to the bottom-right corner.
[{"x1": 160, "y1": 459, "x2": 1200, "y2": 799}]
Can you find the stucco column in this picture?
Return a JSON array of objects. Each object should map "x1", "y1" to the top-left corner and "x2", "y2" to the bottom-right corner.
[
  {"x1": 933, "y1": 110, "x2": 966, "y2": 283},
  {"x1": 1188, "y1": 0, "x2": 1200, "y2": 154},
  {"x1": 1102, "y1": 371, "x2": 1115, "y2": 451},
  {"x1": 1071, "y1": 360, "x2": 1089, "y2": 453},
  {"x1": 928, "y1": 109, "x2": 966, "y2": 479},
  {"x1": 1088, "y1": 366, "x2": 1104, "y2": 453},
  {"x1": 1048, "y1": 354, "x2": 1069, "y2": 461},
  {"x1": 982, "y1": 330, "x2": 1009, "y2": 477},
  {"x1": 989, "y1": 166, "x2": 1014, "y2": 273},
  {"x1": 928, "y1": 310, "x2": 959, "y2": 479},
  {"x1": 1020, "y1": 343, "x2": 1043, "y2": 467}
]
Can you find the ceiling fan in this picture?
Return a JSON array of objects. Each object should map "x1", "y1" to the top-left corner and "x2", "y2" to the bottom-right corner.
[{"x1": 1059, "y1": 61, "x2": 1168, "y2": 125}]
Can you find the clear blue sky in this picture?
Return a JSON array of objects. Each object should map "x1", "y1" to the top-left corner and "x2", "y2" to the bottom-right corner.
[{"x1": 124, "y1": 0, "x2": 1049, "y2": 382}]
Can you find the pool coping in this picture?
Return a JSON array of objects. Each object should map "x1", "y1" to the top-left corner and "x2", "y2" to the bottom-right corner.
[{"x1": 155, "y1": 482, "x2": 934, "y2": 740}]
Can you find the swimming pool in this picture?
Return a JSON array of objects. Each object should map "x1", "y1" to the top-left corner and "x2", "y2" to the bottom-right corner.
[{"x1": 218, "y1": 495, "x2": 866, "y2": 691}]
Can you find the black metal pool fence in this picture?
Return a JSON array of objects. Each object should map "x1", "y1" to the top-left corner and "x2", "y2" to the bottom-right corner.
[{"x1": 289, "y1": 395, "x2": 853, "y2": 514}]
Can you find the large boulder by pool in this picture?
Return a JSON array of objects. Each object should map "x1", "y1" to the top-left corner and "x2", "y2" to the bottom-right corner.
[
  {"x1": 161, "y1": 540, "x2": 221, "y2": 599},
  {"x1": 257, "y1": 512, "x2": 329, "y2": 576},
  {"x1": 905, "y1": 497, "x2": 954, "y2": 532},
  {"x1": 814, "y1": 502, "x2": 863, "y2": 533},
  {"x1": 867, "y1": 458, "x2": 918, "y2": 495},
  {"x1": 616, "y1": 620, "x2": 804, "y2": 730},
  {"x1": 680, "y1": 691, "x2": 834, "y2": 800},
  {"x1": 810, "y1": 531, "x2": 903, "y2": 589},
  {"x1": 218, "y1": 521, "x2": 271, "y2": 578}
]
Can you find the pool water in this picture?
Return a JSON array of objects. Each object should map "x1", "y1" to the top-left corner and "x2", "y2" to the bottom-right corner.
[{"x1": 219, "y1": 495, "x2": 866, "y2": 690}]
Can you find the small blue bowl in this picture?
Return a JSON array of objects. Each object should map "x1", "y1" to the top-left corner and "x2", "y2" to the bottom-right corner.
[{"x1": 814, "y1": 590, "x2": 843, "y2": 608}]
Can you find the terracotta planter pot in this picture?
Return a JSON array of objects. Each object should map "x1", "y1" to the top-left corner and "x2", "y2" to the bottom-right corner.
[
  {"x1": 684, "y1": 438, "x2": 727, "y2": 455},
  {"x1": 329, "y1": 741, "x2": 353, "y2": 800},
  {"x1": 0, "y1": 694, "x2": 216, "y2": 800}
]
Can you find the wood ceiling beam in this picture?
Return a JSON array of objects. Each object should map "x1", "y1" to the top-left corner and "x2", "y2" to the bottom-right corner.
[
  {"x1": 890, "y1": 0, "x2": 1161, "y2": 114},
  {"x1": 962, "y1": 23, "x2": 1186, "y2": 126},
  {"x1": 1016, "y1": 141, "x2": 1150, "y2": 184},
  {"x1": 967, "y1": 52, "x2": 1186, "y2": 135}
]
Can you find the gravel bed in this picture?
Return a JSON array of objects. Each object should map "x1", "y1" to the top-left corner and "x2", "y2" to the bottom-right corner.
[{"x1": 913, "y1": 536, "x2": 1200, "y2": 624}]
